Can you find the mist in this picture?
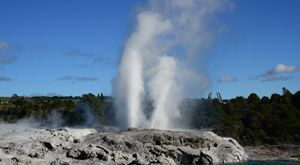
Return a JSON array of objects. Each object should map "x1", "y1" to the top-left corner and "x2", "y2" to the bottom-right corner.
[
  {"x1": 0, "y1": 104, "x2": 100, "y2": 131},
  {"x1": 113, "y1": 0, "x2": 234, "y2": 129}
]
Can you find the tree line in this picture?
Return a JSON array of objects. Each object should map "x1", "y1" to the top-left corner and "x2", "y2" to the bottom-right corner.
[
  {"x1": 0, "y1": 93, "x2": 115, "y2": 127},
  {"x1": 186, "y1": 87, "x2": 300, "y2": 145}
]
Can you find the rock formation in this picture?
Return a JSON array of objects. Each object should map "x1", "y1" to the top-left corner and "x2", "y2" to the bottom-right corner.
[{"x1": 0, "y1": 126, "x2": 248, "y2": 164}]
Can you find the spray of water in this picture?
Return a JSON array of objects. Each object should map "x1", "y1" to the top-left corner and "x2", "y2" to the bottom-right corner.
[{"x1": 114, "y1": 0, "x2": 235, "y2": 129}]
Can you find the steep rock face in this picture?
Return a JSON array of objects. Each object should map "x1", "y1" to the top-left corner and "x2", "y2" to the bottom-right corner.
[{"x1": 0, "y1": 127, "x2": 248, "y2": 164}]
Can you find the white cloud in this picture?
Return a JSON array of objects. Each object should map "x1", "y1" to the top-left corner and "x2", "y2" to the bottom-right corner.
[
  {"x1": 75, "y1": 77, "x2": 98, "y2": 81},
  {"x1": 46, "y1": 93, "x2": 58, "y2": 97},
  {"x1": 261, "y1": 64, "x2": 297, "y2": 78},
  {"x1": 218, "y1": 76, "x2": 238, "y2": 83},
  {"x1": 0, "y1": 76, "x2": 11, "y2": 81},
  {"x1": 56, "y1": 75, "x2": 98, "y2": 82},
  {"x1": 249, "y1": 75, "x2": 259, "y2": 80},
  {"x1": 0, "y1": 41, "x2": 22, "y2": 64},
  {"x1": 0, "y1": 41, "x2": 10, "y2": 50},
  {"x1": 0, "y1": 41, "x2": 23, "y2": 51},
  {"x1": 92, "y1": 58, "x2": 105, "y2": 64},
  {"x1": 56, "y1": 75, "x2": 74, "y2": 81},
  {"x1": 30, "y1": 93, "x2": 43, "y2": 97},
  {"x1": 72, "y1": 57, "x2": 106, "y2": 68},
  {"x1": 0, "y1": 56, "x2": 17, "y2": 64},
  {"x1": 62, "y1": 48, "x2": 95, "y2": 58},
  {"x1": 261, "y1": 76, "x2": 292, "y2": 82}
]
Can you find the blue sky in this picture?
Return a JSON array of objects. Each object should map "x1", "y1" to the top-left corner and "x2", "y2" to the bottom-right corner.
[{"x1": 0, "y1": 0, "x2": 299, "y2": 99}]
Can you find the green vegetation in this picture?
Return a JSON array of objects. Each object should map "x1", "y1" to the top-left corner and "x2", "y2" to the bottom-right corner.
[
  {"x1": 0, "y1": 93, "x2": 114, "y2": 126},
  {"x1": 187, "y1": 87, "x2": 300, "y2": 146}
]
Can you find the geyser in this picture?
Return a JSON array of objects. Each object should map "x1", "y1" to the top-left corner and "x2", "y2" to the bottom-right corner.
[{"x1": 113, "y1": 0, "x2": 235, "y2": 129}]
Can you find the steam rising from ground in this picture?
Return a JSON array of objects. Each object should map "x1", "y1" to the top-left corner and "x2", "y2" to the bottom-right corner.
[
  {"x1": 114, "y1": 0, "x2": 234, "y2": 129},
  {"x1": 0, "y1": 105, "x2": 98, "y2": 130}
]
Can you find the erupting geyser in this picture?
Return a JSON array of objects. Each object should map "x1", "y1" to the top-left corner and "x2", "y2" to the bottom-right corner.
[{"x1": 113, "y1": 0, "x2": 235, "y2": 129}]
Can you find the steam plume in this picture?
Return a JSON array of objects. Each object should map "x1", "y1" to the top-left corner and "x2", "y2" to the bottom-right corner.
[{"x1": 114, "y1": 0, "x2": 234, "y2": 129}]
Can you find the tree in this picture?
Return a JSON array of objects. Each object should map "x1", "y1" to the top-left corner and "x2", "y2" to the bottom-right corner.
[
  {"x1": 261, "y1": 96, "x2": 270, "y2": 104},
  {"x1": 10, "y1": 94, "x2": 19, "y2": 104},
  {"x1": 20, "y1": 105, "x2": 34, "y2": 117},
  {"x1": 100, "y1": 93, "x2": 104, "y2": 103},
  {"x1": 80, "y1": 93, "x2": 105, "y2": 125},
  {"x1": 271, "y1": 93, "x2": 282, "y2": 104},
  {"x1": 282, "y1": 87, "x2": 288, "y2": 95},
  {"x1": 64, "y1": 100, "x2": 74, "y2": 116},
  {"x1": 292, "y1": 90, "x2": 300, "y2": 109},
  {"x1": 230, "y1": 96, "x2": 249, "y2": 116},
  {"x1": 70, "y1": 106, "x2": 87, "y2": 126},
  {"x1": 51, "y1": 99, "x2": 64, "y2": 109},
  {"x1": 282, "y1": 87, "x2": 292, "y2": 104},
  {"x1": 247, "y1": 93, "x2": 261, "y2": 105}
]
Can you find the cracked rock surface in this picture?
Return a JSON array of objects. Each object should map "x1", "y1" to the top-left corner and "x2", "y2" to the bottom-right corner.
[{"x1": 0, "y1": 126, "x2": 248, "y2": 164}]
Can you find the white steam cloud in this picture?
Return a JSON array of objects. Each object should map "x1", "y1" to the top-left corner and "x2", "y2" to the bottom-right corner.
[
  {"x1": 113, "y1": 0, "x2": 234, "y2": 129},
  {"x1": 148, "y1": 56, "x2": 182, "y2": 129}
]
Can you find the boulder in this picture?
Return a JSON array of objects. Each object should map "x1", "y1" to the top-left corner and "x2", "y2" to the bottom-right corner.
[{"x1": 199, "y1": 139, "x2": 248, "y2": 164}]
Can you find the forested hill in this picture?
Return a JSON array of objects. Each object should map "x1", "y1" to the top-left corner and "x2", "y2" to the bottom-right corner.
[{"x1": 1, "y1": 87, "x2": 300, "y2": 146}]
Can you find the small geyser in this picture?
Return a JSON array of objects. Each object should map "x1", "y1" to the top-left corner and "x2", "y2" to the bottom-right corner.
[{"x1": 113, "y1": 0, "x2": 235, "y2": 129}]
